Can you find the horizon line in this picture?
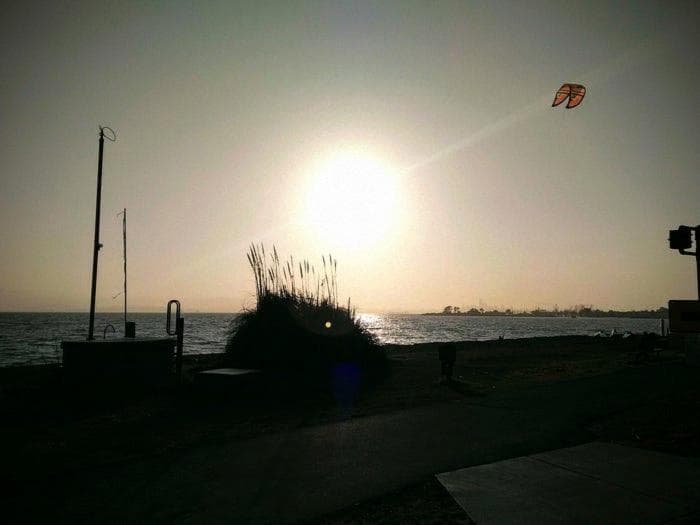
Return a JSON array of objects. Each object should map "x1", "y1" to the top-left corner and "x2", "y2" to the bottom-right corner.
[{"x1": 0, "y1": 305, "x2": 671, "y2": 315}]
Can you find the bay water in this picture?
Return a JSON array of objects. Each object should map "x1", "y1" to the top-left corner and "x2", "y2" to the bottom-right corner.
[{"x1": 0, "y1": 312, "x2": 663, "y2": 368}]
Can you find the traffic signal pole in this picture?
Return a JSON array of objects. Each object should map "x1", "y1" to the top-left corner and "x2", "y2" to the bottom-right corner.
[
  {"x1": 681, "y1": 227, "x2": 700, "y2": 300},
  {"x1": 670, "y1": 225, "x2": 700, "y2": 300},
  {"x1": 696, "y1": 227, "x2": 700, "y2": 299}
]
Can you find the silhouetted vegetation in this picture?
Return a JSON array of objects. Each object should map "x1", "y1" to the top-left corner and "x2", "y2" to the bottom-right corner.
[
  {"x1": 225, "y1": 244, "x2": 386, "y2": 392},
  {"x1": 428, "y1": 305, "x2": 668, "y2": 319}
]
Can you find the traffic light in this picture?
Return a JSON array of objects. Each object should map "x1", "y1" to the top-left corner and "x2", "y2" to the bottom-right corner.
[{"x1": 669, "y1": 226, "x2": 693, "y2": 250}]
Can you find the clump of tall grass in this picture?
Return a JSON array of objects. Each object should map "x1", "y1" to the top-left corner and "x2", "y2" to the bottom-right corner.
[{"x1": 225, "y1": 244, "x2": 386, "y2": 391}]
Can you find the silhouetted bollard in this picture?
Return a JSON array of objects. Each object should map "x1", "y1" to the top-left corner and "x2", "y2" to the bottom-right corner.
[
  {"x1": 125, "y1": 321, "x2": 136, "y2": 338},
  {"x1": 439, "y1": 343, "x2": 457, "y2": 382}
]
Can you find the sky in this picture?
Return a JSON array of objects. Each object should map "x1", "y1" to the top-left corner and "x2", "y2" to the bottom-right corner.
[{"x1": 1, "y1": 1, "x2": 699, "y2": 314}]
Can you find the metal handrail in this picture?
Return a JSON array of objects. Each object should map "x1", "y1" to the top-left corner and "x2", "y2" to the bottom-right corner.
[
  {"x1": 166, "y1": 299, "x2": 181, "y2": 336},
  {"x1": 166, "y1": 299, "x2": 185, "y2": 386}
]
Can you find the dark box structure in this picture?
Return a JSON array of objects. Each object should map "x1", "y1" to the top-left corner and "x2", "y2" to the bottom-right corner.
[{"x1": 61, "y1": 338, "x2": 176, "y2": 387}]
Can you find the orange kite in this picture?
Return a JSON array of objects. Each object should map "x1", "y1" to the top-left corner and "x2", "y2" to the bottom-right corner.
[{"x1": 552, "y1": 83, "x2": 586, "y2": 109}]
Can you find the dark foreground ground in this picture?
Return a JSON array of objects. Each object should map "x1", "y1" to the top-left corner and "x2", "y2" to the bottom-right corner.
[{"x1": 2, "y1": 336, "x2": 698, "y2": 523}]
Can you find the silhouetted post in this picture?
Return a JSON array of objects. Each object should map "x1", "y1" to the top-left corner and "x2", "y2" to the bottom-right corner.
[
  {"x1": 439, "y1": 343, "x2": 456, "y2": 382},
  {"x1": 88, "y1": 129, "x2": 105, "y2": 340},
  {"x1": 176, "y1": 317, "x2": 184, "y2": 385}
]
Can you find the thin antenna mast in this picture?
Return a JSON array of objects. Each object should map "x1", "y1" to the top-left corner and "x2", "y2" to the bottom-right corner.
[{"x1": 120, "y1": 208, "x2": 127, "y2": 334}]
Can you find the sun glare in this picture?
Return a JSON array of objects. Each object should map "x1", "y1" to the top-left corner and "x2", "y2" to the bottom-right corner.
[{"x1": 304, "y1": 151, "x2": 400, "y2": 251}]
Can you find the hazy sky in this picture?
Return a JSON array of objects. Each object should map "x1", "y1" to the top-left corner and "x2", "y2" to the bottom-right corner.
[{"x1": 2, "y1": 1, "x2": 699, "y2": 313}]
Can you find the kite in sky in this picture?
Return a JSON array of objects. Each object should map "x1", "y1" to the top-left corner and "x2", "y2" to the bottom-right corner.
[{"x1": 552, "y1": 83, "x2": 586, "y2": 109}]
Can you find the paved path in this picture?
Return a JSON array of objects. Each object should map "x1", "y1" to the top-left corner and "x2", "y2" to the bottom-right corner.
[
  {"x1": 438, "y1": 442, "x2": 700, "y2": 524},
  {"x1": 13, "y1": 364, "x2": 695, "y2": 523}
]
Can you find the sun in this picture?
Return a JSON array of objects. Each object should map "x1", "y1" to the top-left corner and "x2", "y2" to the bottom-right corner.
[{"x1": 304, "y1": 151, "x2": 400, "y2": 251}]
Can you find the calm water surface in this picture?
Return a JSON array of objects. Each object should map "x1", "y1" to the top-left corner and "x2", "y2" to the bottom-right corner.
[{"x1": 0, "y1": 312, "x2": 663, "y2": 367}]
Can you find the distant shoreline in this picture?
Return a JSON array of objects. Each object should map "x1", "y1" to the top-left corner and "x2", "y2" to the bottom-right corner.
[{"x1": 422, "y1": 310, "x2": 668, "y2": 320}]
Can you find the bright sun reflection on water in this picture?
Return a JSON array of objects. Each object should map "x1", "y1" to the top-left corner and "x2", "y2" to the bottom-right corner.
[{"x1": 304, "y1": 151, "x2": 399, "y2": 251}]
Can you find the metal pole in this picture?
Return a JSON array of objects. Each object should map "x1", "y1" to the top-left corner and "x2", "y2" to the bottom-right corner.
[
  {"x1": 88, "y1": 128, "x2": 105, "y2": 340},
  {"x1": 122, "y1": 208, "x2": 127, "y2": 334}
]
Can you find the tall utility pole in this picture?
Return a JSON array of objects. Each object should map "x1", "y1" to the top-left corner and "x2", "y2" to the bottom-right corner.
[{"x1": 88, "y1": 126, "x2": 115, "y2": 340}]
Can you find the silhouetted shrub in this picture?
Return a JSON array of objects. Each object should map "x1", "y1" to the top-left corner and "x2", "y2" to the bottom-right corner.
[{"x1": 225, "y1": 244, "x2": 386, "y2": 392}]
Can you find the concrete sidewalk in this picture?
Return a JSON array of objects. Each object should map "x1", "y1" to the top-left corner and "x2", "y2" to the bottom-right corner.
[{"x1": 438, "y1": 442, "x2": 700, "y2": 524}]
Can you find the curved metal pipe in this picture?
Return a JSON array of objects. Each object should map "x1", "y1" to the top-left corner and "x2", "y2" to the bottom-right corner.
[{"x1": 103, "y1": 323, "x2": 116, "y2": 339}]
